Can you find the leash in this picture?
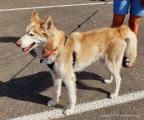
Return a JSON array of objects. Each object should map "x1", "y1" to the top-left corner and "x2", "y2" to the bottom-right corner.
[
  {"x1": 10, "y1": 57, "x2": 36, "y2": 80},
  {"x1": 67, "y1": 0, "x2": 110, "y2": 36},
  {"x1": 10, "y1": 1, "x2": 110, "y2": 80}
]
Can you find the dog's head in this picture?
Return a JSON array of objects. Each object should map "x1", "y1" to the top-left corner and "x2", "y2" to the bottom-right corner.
[
  {"x1": 41, "y1": 17, "x2": 65, "y2": 63},
  {"x1": 16, "y1": 10, "x2": 48, "y2": 52}
]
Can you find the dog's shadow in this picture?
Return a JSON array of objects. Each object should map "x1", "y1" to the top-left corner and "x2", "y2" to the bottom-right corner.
[
  {"x1": 0, "y1": 71, "x2": 110, "y2": 105},
  {"x1": 0, "y1": 71, "x2": 53, "y2": 105},
  {"x1": 76, "y1": 72, "x2": 110, "y2": 96},
  {"x1": 0, "y1": 36, "x2": 18, "y2": 43}
]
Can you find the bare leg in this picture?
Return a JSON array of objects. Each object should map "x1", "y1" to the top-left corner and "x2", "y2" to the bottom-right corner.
[
  {"x1": 111, "y1": 14, "x2": 125, "y2": 27},
  {"x1": 106, "y1": 58, "x2": 122, "y2": 99},
  {"x1": 110, "y1": 70, "x2": 121, "y2": 99},
  {"x1": 128, "y1": 15, "x2": 141, "y2": 35}
]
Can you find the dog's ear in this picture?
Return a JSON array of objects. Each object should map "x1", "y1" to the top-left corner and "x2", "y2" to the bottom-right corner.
[
  {"x1": 44, "y1": 16, "x2": 54, "y2": 30},
  {"x1": 31, "y1": 10, "x2": 40, "y2": 21}
]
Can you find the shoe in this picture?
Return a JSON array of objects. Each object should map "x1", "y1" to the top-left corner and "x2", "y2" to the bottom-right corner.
[{"x1": 122, "y1": 57, "x2": 133, "y2": 68}]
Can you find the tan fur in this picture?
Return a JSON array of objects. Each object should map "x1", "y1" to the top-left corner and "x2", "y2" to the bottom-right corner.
[
  {"x1": 41, "y1": 20, "x2": 137, "y2": 115},
  {"x1": 17, "y1": 11, "x2": 137, "y2": 115}
]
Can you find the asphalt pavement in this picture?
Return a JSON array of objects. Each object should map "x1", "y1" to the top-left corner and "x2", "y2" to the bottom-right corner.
[{"x1": 0, "y1": 0, "x2": 143, "y2": 120}]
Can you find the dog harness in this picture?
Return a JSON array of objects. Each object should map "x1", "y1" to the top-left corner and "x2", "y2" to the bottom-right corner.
[{"x1": 44, "y1": 51, "x2": 76, "y2": 71}]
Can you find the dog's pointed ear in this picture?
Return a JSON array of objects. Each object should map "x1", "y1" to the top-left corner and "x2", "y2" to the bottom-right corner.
[
  {"x1": 31, "y1": 10, "x2": 40, "y2": 21},
  {"x1": 44, "y1": 16, "x2": 54, "y2": 30}
]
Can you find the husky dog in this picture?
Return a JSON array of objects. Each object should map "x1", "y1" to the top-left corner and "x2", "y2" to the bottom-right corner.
[
  {"x1": 41, "y1": 18, "x2": 137, "y2": 115},
  {"x1": 16, "y1": 10, "x2": 137, "y2": 115}
]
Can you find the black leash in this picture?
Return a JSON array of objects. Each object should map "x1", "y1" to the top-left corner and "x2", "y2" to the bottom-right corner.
[
  {"x1": 65, "y1": 1, "x2": 109, "y2": 43},
  {"x1": 68, "y1": 1, "x2": 109, "y2": 36},
  {"x1": 10, "y1": 1, "x2": 110, "y2": 79},
  {"x1": 10, "y1": 57, "x2": 36, "y2": 80}
]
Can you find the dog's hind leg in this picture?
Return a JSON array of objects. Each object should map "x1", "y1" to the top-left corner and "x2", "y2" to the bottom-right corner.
[
  {"x1": 106, "y1": 41, "x2": 126, "y2": 99},
  {"x1": 63, "y1": 75, "x2": 76, "y2": 115},
  {"x1": 106, "y1": 60, "x2": 122, "y2": 99},
  {"x1": 47, "y1": 73, "x2": 62, "y2": 106},
  {"x1": 110, "y1": 69, "x2": 121, "y2": 99}
]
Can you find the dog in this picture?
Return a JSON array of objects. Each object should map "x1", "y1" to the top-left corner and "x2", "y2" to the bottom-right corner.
[
  {"x1": 41, "y1": 17, "x2": 137, "y2": 115},
  {"x1": 16, "y1": 10, "x2": 137, "y2": 115}
]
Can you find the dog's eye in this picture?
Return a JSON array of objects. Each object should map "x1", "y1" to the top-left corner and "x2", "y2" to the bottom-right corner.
[{"x1": 29, "y1": 33, "x2": 34, "y2": 36}]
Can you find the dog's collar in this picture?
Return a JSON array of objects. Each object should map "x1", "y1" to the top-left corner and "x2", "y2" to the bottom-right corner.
[{"x1": 46, "y1": 48, "x2": 57, "y2": 57}]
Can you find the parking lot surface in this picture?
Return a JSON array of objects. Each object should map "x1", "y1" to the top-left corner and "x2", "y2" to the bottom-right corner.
[{"x1": 0, "y1": 0, "x2": 143, "y2": 120}]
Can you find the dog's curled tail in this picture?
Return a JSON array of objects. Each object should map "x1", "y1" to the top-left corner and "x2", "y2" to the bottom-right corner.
[{"x1": 119, "y1": 25, "x2": 137, "y2": 64}]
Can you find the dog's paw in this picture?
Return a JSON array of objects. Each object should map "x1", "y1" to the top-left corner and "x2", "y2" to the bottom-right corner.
[
  {"x1": 63, "y1": 108, "x2": 74, "y2": 115},
  {"x1": 110, "y1": 93, "x2": 118, "y2": 99},
  {"x1": 104, "y1": 79, "x2": 112, "y2": 84},
  {"x1": 47, "y1": 100, "x2": 57, "y2": 107}
]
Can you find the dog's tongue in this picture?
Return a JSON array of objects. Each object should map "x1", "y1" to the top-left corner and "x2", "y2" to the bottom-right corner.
[{"x1": 23, "y1": 45, "x2": 31, "y2": 52}]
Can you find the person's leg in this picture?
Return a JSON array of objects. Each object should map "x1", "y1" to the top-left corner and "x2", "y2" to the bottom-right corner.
[
  {"x1": 128, "y1": 15, "x2": 141, "y2": 35},
  {"x1": 129, "y1": 0, "x2": 144, "y2": 35},
  {"x1": 122, "y1": 16, "x2": 139, "y2": 67},
  {"x1": 112, "y1": 0, "x2": 133, "y2": 68},
  {"x1": 111, "y1": 14, "x2": 125, "y2": 27},
  {"x1": 123, "y1": 0, "x2": 144, "y2": 68},
  {"x1": 112, "y1": 0, "x2": 131, "y2": 27}
]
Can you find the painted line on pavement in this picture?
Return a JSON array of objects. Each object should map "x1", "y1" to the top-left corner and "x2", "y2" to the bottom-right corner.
[
  {"x1": 11, "y1": 90, "x2": 144, "y2": 120},
  {"x1": 0, "y1": 2, "x2": 113, "y2": 12}
]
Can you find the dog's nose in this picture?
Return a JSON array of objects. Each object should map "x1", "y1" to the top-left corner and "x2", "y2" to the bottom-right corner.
[{"x1": 16, "y1": 40, "x2": 21, "y2": 47}]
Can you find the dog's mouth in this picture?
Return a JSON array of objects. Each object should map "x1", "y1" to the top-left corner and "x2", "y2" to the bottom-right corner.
[{"x1": 22, "y1": 42, "x2": 37, "y2": 52}]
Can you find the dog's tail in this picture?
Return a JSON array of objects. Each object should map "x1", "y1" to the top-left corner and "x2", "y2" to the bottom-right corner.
[{"x1": 118, "y1": 25, "x2": 137, "y2": 64}]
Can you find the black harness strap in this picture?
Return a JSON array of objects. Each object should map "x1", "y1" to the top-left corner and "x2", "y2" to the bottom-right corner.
[
  {"x1": 40, "y1": 59, "x2": 55, "y2": 70},
  {"x1": 44, "y1": 51, "x2": 76, "y2": 71},
  {"x1": 47, "y1": 62, "x2": 55, "y2": 70},
  {"x1": 72, "y1": 51, "x2": 76, "y2": 66},
  {"x1": 46, "y1": 52, "x2": 76, "y2": 70},
  {"x1": 64, "y1": 35, "x2": 68, "y2": 46}
]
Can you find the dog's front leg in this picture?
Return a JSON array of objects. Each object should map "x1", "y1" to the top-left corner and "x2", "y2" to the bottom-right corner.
[
  {"x1": 63, "y1": 75, "x2": 76, "y2": 115},
  {"x1": 47, "y1": 72, "x2": 62, "y2": 106},
  {"x1": 104, "y1": 75, "x2": 113, "y2": 84}
]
